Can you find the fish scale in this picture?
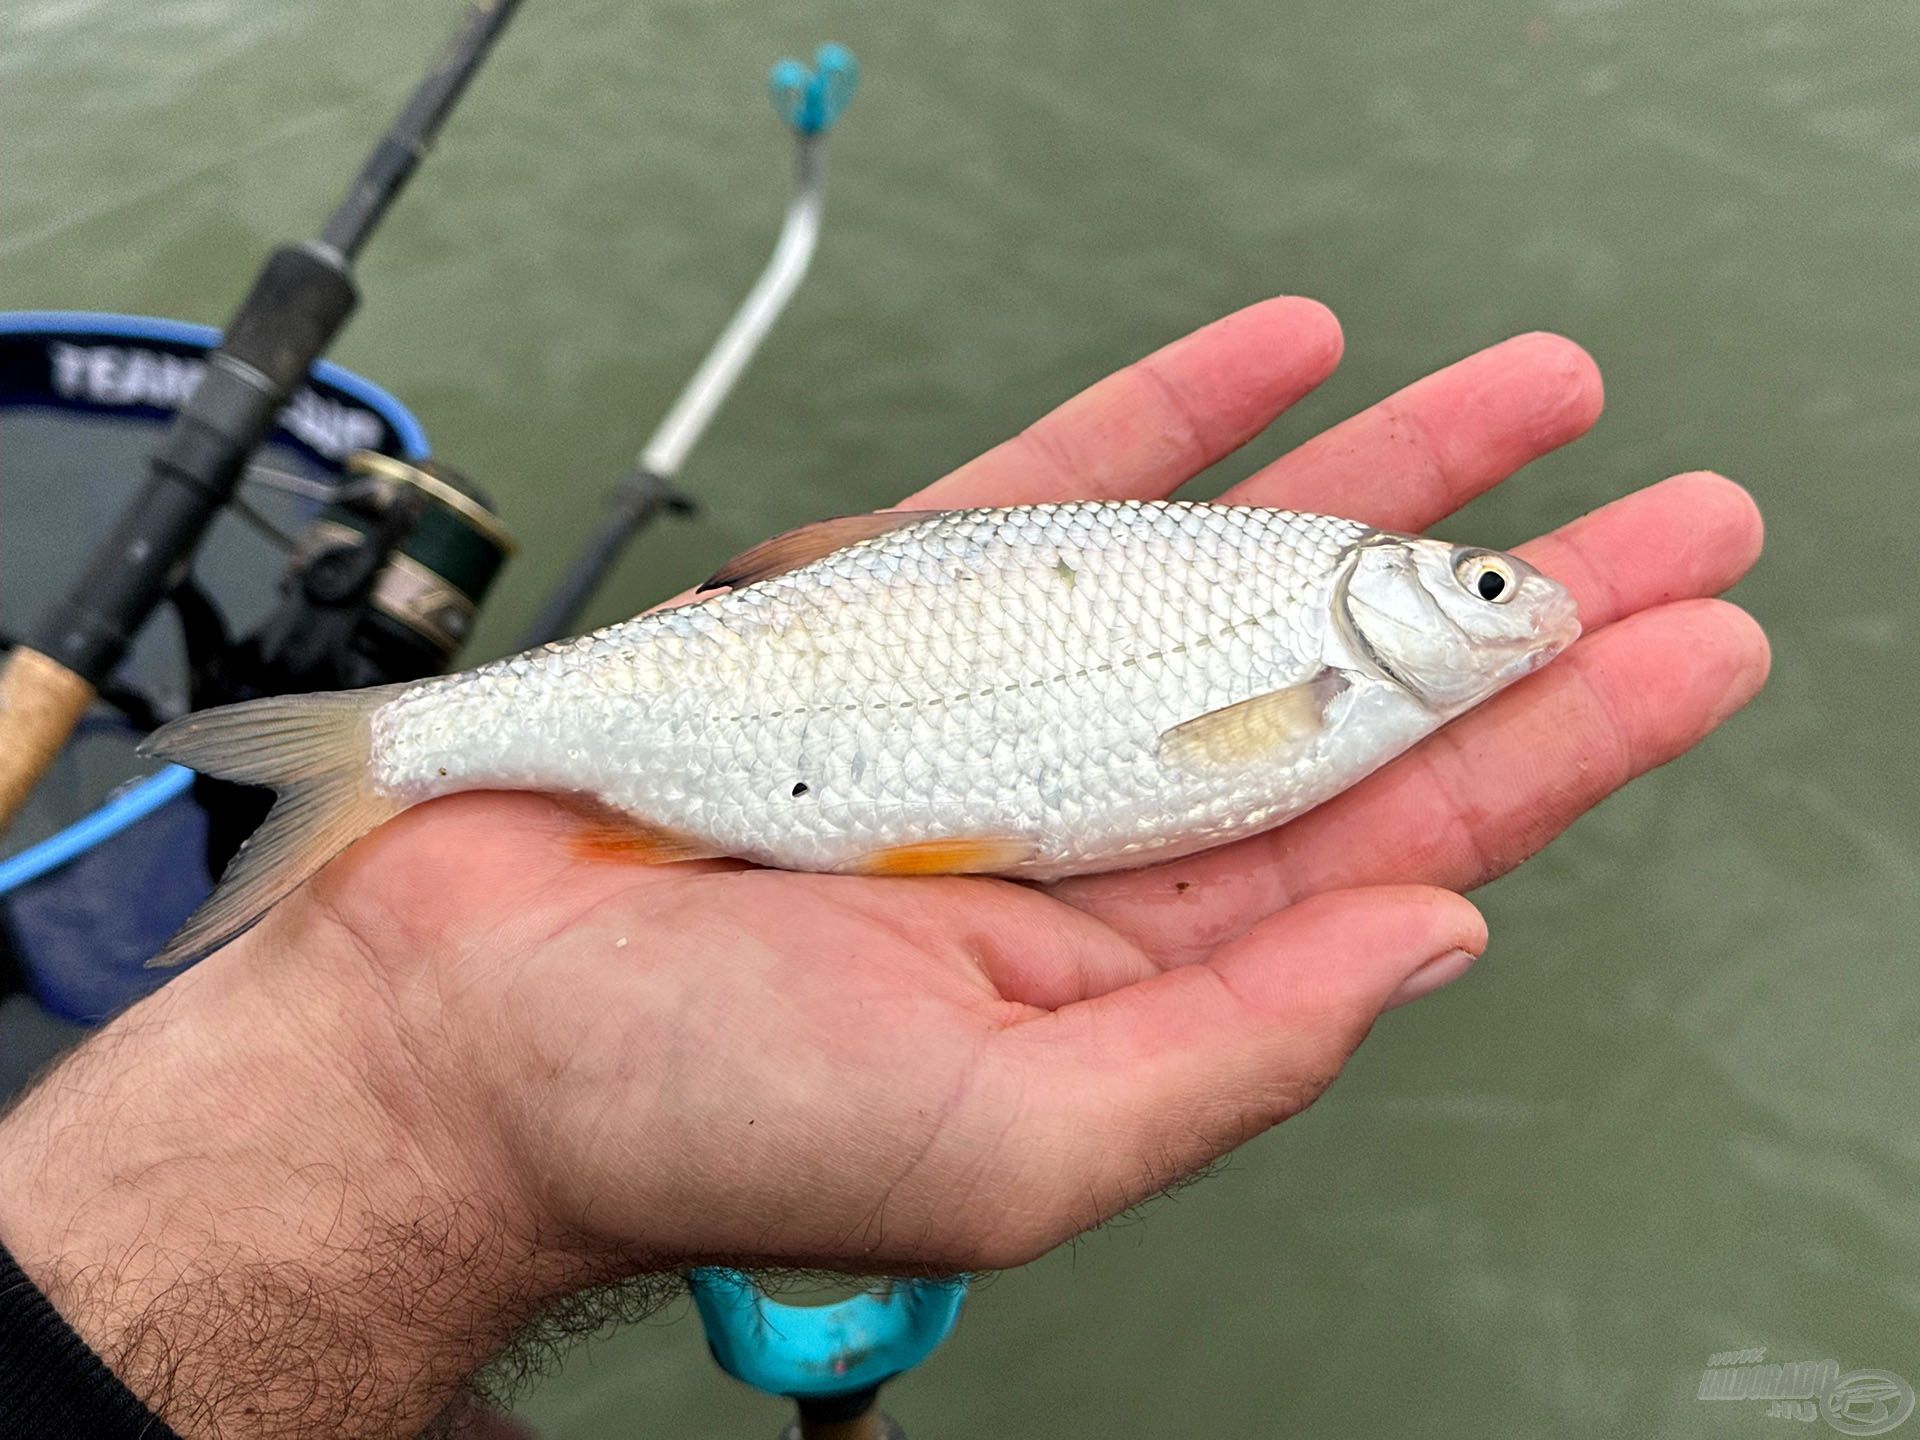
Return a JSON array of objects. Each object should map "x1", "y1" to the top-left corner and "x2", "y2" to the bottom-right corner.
[
  {"x1": 140, "y1": 499, "x2": 1578, "y2": 966},
  {"x1": 377, "y1": 503, "x2": 1370, "y2": 874}
]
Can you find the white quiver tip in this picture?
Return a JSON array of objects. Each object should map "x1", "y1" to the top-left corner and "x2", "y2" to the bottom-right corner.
[{"x1": 137, "y1": 687, "x2": 407, "y2": 968}]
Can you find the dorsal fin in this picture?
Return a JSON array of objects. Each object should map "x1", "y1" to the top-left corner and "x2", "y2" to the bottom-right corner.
[{"x1": 697, "y1": 511, "x2": 946, "y2": 593}]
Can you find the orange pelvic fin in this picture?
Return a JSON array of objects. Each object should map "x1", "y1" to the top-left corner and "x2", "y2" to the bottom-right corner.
[
  {"x1": 697, "y1": 511, "x2": 946, "y2": 592},
  {"x1": 849, "y1": 836, "x2": 1035, "y2": 876},
  {"x1": 568, "y1": 814, "x2": 729, "y2": 866}
]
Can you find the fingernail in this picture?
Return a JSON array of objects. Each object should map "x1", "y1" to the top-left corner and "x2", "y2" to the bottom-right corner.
[{"x1": 1383, "y1": 948, "x2": 1479, "y2": 1012}]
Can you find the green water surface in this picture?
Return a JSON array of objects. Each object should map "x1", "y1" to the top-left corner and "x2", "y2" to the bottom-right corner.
[{"x1": 3, "y1": 0, "x2": 1915, "y2": 1434}]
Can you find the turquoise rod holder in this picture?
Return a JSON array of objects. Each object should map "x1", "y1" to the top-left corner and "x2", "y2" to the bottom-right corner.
[
  {"x1": 769, "y1": 44, "x2": 859, "y2": 135},
  {"x1": 689, "y1": 1268, "x2": 967, "y2": 1401}
]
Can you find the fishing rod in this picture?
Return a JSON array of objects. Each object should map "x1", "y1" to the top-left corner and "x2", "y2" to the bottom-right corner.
[
  {"x1": 2, "y1": 31, "x2": 967, "y2": 1433},
  {"x1": 517, "y1": 44, "x2": 860, "y2": 648},
  {"x1": 0, "y1": 0, "x2": 526, "y2": 837}
]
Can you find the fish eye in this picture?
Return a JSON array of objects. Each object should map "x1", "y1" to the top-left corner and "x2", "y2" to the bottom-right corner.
[{"x1": 1455, "y1": 551, "x2": 1518, "y2": 604}]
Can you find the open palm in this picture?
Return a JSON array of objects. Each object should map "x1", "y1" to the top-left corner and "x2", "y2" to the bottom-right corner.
[{"x1": 282, "y1": 299, "x2": 1766, "y2": 1278}]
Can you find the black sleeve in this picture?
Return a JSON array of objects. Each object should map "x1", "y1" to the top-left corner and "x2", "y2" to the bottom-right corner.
[{"x1": 0, "y1": 1238, "x2": 182, "y2": 1440}]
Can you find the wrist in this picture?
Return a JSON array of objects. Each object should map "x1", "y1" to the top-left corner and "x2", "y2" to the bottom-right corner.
[{"x1": 0, "y1": 898, "x2": 607, "y2": 1437}]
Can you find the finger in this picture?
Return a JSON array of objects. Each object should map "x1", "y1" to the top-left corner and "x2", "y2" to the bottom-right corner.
[
  {"x1": 907, "y1": 297, "x2": 1344, "y2": 509},
  {"x1": 980, "y1": 924, "x2": 1162, "y2": 1011},
  {"x1": 1275, "y1": 598, "x2": 1771, "y2": 899},
  {"x1": 1038, "y1": 886, "x2": 1485, "y2": 1064},
  {"x1": 1516, "y1": 471, "x2": 1763, "y2": 630},
  {"x1": 855, "y1": 873, "x2": 1165, "y2": 1009},
  {"x1": 1065, "y1": 599, "x2": 1769, "y2": 964},
  {"x1": 1220, "y1": 331, "x2": 1603, "y2": 527},
  {"x1": 971, "y1": 887, "x2": 1481, "y2": 1262},
  {"x1": 1051, "y1": 473, "x2": 1763, "y2": 961}
]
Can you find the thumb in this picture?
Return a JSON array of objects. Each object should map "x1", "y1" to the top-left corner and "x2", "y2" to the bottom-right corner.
[
  {"x1": 1203, "y1": 883, "x2": 1490, "y2": 1043},
  {"x1": 1008, "y1": 886, "x2": 1484, "y2": 1245}
]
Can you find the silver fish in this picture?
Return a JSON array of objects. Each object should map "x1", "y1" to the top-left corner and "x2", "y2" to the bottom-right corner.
[{"x1": 141, "y1": 500, "x2": 1579, "y2": 966}]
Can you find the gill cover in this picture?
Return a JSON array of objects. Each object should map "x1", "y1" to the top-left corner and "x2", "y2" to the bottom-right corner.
[{"x1": 1333, "y1": 534, "x2": 1574, "y2": 711}]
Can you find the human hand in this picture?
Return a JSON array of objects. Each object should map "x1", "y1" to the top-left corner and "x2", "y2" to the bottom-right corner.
[{"x1": 0, "y1": 299, "x2": 1767, "y2": 1437}]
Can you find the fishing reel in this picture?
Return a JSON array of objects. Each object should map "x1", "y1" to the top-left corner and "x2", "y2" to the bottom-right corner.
[
  {"x1": 218, "y1": 450, "x2": 512, "y2": 696},
  {"x1": 190, "y1": 450, "x2": 513, "y2": 870}
]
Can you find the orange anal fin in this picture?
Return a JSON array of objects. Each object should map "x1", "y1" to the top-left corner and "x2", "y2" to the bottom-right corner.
[
  {"x1": 848, "y1": 837, "x2": 1035, "y2": 877},
  {"x1": 568, "y1": 816, "x2": 729, "y2": 866},
  {"x1": 697, "y1": 511, "x2": 947, "y2": 592}
]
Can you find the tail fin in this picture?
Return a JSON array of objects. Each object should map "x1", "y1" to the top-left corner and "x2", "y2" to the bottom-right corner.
[{"x1": 138, "y1": 687, "x2": 409, "y2": 968}]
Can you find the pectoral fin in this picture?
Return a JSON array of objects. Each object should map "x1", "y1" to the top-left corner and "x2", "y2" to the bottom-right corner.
[
  {"x1": 698, "y1": 511, "x2": 947, "y2": 592},
  {"x1": 849, "y1": 837, "x2": 1036, "y2": 876},
  {"x1": 1157, "y1": 671, "x2": 1349, "y2": 771}
]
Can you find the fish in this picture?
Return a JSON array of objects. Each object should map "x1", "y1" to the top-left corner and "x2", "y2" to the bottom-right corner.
[{"x1": 139, "y1": 500, "x2": 1581, "y2": 967}]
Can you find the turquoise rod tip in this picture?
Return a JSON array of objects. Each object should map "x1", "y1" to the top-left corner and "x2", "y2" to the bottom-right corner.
[{"x1": 770, "y1": 43, "x2": 860, "y2": 135}]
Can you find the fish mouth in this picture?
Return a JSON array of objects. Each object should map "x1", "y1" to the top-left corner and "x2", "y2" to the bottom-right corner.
[{"x1": 1521, "y1": 591, "x2": 1583, "y2": 675}]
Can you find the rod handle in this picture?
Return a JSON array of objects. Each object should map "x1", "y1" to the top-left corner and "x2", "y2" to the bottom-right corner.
[{"x1": 0, "y1": 648, "x2": 97, "y2": 836}]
